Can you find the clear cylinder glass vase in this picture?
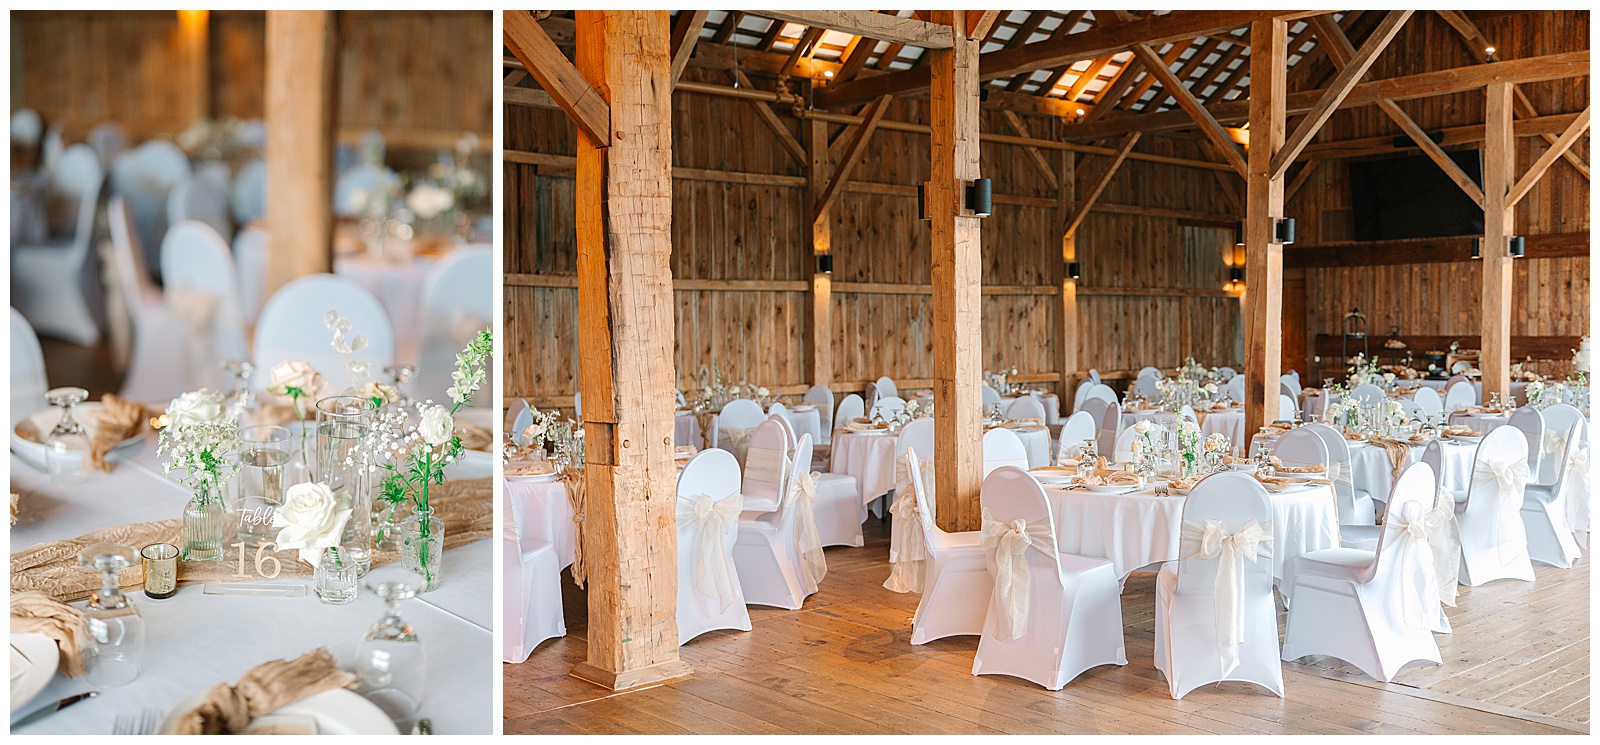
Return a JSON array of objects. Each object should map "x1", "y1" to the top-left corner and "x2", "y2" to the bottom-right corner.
[{"x1": 317, "y1": 396, "x2": 376, "y2": 577}]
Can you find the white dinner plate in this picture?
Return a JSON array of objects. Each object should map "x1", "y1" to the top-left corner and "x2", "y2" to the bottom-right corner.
[
  {"x1": 1084, "y1": 483, "x2": 1140, "y2": 493},
  {"x1": 505, "y1": 472, "x2": 561, "y2": 484},
  {"x1": 789, "y1": 404, "x2": 817, "y2": 413},
  {"x1": 11, "y1": 403, "x2": 145, "y2": 467},
  {"x1": 845, "y1": 428, "x2": 893, "y2": 436},
  {"x1": 1228, "y1": 463, "x2": 1258, "y2": 473},
  {"x1": 160, "y1": 688, "x2": 400, "y2": 735},
  {"x1": 10, "y1": 633, "x2": 59, "y2": 713}
]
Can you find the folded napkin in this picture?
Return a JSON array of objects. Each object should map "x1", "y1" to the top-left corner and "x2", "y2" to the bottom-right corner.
[
  {"x1": 1267, "y1": 422, "x2": 1293, "y2": 431},
  {"x1": 1444, "y1": 425, "x2": 1483, "y2": 438},
  {"x1": 674, "y1": 446, "x2": 699, "y2": 458},
  {"x1": 83, "y1": 394, "x2": 149, "y2": 472},
  {"x1": 168, "y1": 648, "x2": 357, "y2": 735},
  {"x1": 1268, "y1": 460, "x2": 1325, "y2": 474},
  {"x1": 11, "y1": 479, "x2": 494, "y2": 603},
  {"x1": 456, "y1": 422, "x2": 493, "y2": 452},
  {"x1": 1003, "y1": 418, "x2": 1044, "y2": 428},
  {"x1": 10, "y1": 592, "x2": 89, "y2": 678},
  {"x1": 1255, "y1": 473, "x2": 1331, "y2": 490},
  {"x1": 10, "y1": 492, "x2": 17, "y2": 526}
]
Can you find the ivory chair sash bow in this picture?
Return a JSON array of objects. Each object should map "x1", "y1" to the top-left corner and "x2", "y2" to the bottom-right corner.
[
  {"x1": 1383, "y1": 502, "x2": 1446, "y2": 632},
  {"x1": 679, "y1": 492, "x2": 744, "y2": 611},
  {"x1": 721, "y1": 425, "x2": 756, "y2": 463},
  {"x1": 1176, "y1": 518, "x2": 1274, "y2": 678},
  {"x1": 1464, "y1": 453, "x2": 1532, "y2": 579},
  {"x1": 790, "y1": 470, "x2": 827, "y2": 586},
  {"x1": 884, "y1": 484, "x2": 930, "y2": 593},
  {"x1": 732, "y1": 433, "x2": 820, "y2": 610},
  {"x1": 1522, "y1": 419, "x2": 1586, "y2": 568},
  {"x1": 979, "y1": 510, "x2": 1055, "y2": 640},
  {"x1": 899, "y1": 449, "x2": 991, "y2": 643}
]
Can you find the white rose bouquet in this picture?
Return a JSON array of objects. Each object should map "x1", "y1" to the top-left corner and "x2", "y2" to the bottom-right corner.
[
  {"x1": 1526, "y1": 380, "x2": 1547, "y2": 408},
  {"x1": 1177, "y1": 419, "x2": 1203, "y2": 469},
  {"x1": 271, "y1": 481, "x2": 352, "y2": 566},
  {"x1": 358, "y1": 329, "x2": 493, "y2": 589},
  {"x1": 158, "y1": 389, "x2": 243, "y2": 501}
]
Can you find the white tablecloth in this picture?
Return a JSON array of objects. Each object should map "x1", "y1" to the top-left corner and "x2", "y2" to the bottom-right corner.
[
  {"x1": 916, "y1": 392, "x2": 1062, "y2": 425},
  {"x1": 334, "y1": 253, "x2": 441, "y2": 365},
  {"x1": 1346, "y1": 438, "x2": 1478, "y2": 503},
  {"x1": 9, "y1": 429, "x2": 492, "y2": 735},
  {"x1": 829, "y1": 431, "x2": 899, "y2": 503},
  {"x1": 1045, "y1": 482, "x2": 1340, "y2": 583},
  {"x1": 1123, "y1": 408, "x2": 1248, "y2": 455},
  {"x1": 505, "y1": 477, "x2": 576, "y2": 570},
  {"x1": 675, "y1": 411, "x2": 702, "y2": 448},
  {"x1": 1448, "y1": 412, "x2": 1511, "y2": 433}
]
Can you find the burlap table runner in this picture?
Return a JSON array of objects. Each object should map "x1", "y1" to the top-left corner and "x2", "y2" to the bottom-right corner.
[
  {"x1": 11, "y1": 478, "x2": 493, "y2": 603},
  {"x1": 167, "y1": 647, "x2": 357, "y2": 735},
  {"x1": 1368, "y1": 437, "x2": 1414, "y2": 476}
]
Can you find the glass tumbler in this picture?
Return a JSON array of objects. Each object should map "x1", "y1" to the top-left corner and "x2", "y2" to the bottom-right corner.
[
  {"x1": 235, "y1": 425, "x2": 293, "y2": 550},
  {"x1": 317, "y1": 396, "x2": 376, "y2": 577}
]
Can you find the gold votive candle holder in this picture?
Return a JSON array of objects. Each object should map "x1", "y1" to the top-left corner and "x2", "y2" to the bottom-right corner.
[{"x1": 141, "y1": 543, "x2": 178, "y2": 599}]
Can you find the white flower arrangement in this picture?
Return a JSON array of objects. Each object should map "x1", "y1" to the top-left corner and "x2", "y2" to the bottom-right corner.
[
  {"x1": 271, "y1": 481, "x2": 351, "y2": 566},
  {"x1": 1176, "y1": 419, "x2": 1203, "y2": 465},
  {"x1": 1204, "y1": 432, "x2": 1229, "y2": 454},
  {"x1": 157, "y1": 389, "x2": 243, "y2": 500},
  {"x1": 1382, "y1": 398, "x2": 1406, "y2": 425},
  {"x1": 1526, "y1": 380, "x2": 1548, "y2": 407},
  {"x1": 521, "y1": 406, "x2": 561, "y2": 450}
]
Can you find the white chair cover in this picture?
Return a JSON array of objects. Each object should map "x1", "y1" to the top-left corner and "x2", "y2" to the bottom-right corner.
[
  {"x1": 1097, "y1": 400, "x2": 1123, "y2": 457},
  {"x1": 333, "y1": 162, "x2": 400, "y2": 218},
  {"x1": 1133, "y1": 376, "x2": 1161, "y2": 399},
  {"x1": 982, "y1": 428, "x2": 1029, "y2": 476},
  {"x1": 1506, "y1": 407, "x2": 1545, "y2": 479},
  {"x1": 1217, "y1": 366, "x2": 1238, "y2": 381},
  {"x1": 1444, "y1": 381, "x2": 1477, "y2": 412},
  {"x1": 501, "y1": 495, "x2": 564, "y2": 662},
  {"x1": 739, "y1": 419, "x2": 791, "y2": 513},
  {"x1": 888, "y1": 418, "x2": 936, "y2": 566},
  {"x1": 981, "y1": 385, "x2": 1002, "y2": 408},
  {"x1": 1004, "y1": 395, "x2": 1046, "y2": 422},
  {"x1": 167, "y1": 175, "x2": 233, "y2": 244},
  {"x1": 1072, "y1": 378, "x2": 1094, "y2": 414},
  {"x1": 11, "y1": 108, "x2": 41, "y2": 145},
  {"x1": 1348, "y1": 384, "x2": 1385, "y2": 405},
  {"x1": 733, "y1": 433, "x2": 820, "y2": 610},
  {"x1": 1521, "y1": 418, "x2": 1584, "y2": 568},
  {"x1": 875, "y1": 376, "x2": 899, "y2": 400},
  {"x1": 1081, "y1": 384, "x2": 1116, "y2": 406},
  {"x1": 676, "y1": 449, "x2": 752, "y2": 643},
  {"x1": 1456, "y1": 427, "x2": 1535, "y2": 586},
  {"x1": 508, "y1": 400, "x2": 533, "y2": 445},
  {"x1": 231, "y1": 226, "x2": 271, "y2": 326},
  {"x1": 804, "y1": 385, "x2": 835, "y2": 444},
  {"x1": 1155, "y1": 472, "x2": 1281, "y2": 699},
  {"x1": 834, "y1": 394, "x2": 864, "y2": 437},
  {"x1": 1280, "y1": 374, "x2": 1303, "y2": 400},
  {"x1": 1057, "y1": 411, "x2": 1097, "y2": 465},
  {"x1": 972, "y1": 467, "x2": 1126, "y2": 690},
  {"x1": 111, "y1": 140, "x2": 191, "y2": 283},
  {"x1": 87, "y1": 122, "x2": 128, "y2": 167},
  {"x1": 230, "y1": 158, "x2": 267, "y2": 225},
  {"x1": 1413, "y1": 387, "x2": 1443, "y2": 418},
  {"x1": 10, "y1": 309, "x2": 49, "y2": 426},
  {"x1": 871, "y1": 395, "x2": 907, "y2": 419},
  {"x1": 1303, "y1": 423, "x2": 1376, "y2": 526},
  {"x1": 903, "y1": 451, "x2": 990, "y2": 643},
  {"x1": 415, "y1": 247, "x2": 493, "y2": 403},
  {"x1": 1278, "y1": 394, "x2": 1297, "y2": 422},
  {"x1": 251, "y1": 274, "x2": 396, "y2": 396},
  {"x1": 161, "y1": 221, "x2": 250, "y2": 394},
  {"x1": 11, "y1": 144, "x2": 107, "y2": 346},
  {"x1": 1222, "y1": 376, "x2": 1246, "y2": 403},
  {"x1": 1283, "y1": 463, "x2": 1443, "y2": 682},
  {"x1": 717, "y1": 398, "x2": 767, "y2": 464},
  {"x1": 106, "y1": 195, "x2": 185, "y2": 401}
]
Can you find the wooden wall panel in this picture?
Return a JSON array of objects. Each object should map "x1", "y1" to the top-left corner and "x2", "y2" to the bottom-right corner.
[{"x1": 11, "y1": 10, "x2": 491, "y2": 152}]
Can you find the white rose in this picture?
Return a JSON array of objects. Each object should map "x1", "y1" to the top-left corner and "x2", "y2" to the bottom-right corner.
[
  {"x1": 271, "y1": 481, "x2": 352, "y2": 566},
  {"x1": 419, "y1": 405, "x2": 454, "y2": 446},
  {"x1": 267, "y1": 359, "x2": 325, "y2": 400},
  {"x1": 757, "y1": 386, "x2": 770, "y2": 397},
  {"x1": 1132, "y1": 420, "x2": 1154, "y2": 435},
  {"x1": 167, "y1": 389, "x2": 225, "y2": 427},
  {"x1": 358, "y1": 381, "x2": 398, "y2": 406}
]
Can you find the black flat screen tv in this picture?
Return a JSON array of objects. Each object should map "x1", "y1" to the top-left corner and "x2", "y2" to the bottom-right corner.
[{"x1": 1348, "y1": 149, "x2": 1484, "y2": 241}]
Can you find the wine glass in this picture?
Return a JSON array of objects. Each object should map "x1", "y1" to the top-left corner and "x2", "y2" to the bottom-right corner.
[
  {"x1": 356, "y1": 580, "x2": 427, "y2": 723},
  {"x1": 78, "y1": 543, "x2": 143, "y2": 687},
  {"x1": 382, "y1": 364, "x2": 417, "y2": 409},
  {"x1": 221, "y1": 359, "x2": 255, "y2": 418},
  {"x1": 45, "y1": 387, "x2": 91, "y2": 485}
]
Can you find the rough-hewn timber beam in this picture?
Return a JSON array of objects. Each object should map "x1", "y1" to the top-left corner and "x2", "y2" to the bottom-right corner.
[
  {"x1": 505, "y1": 10, "x2": 611, "y2": 147},
  {"x1": 811, "y1": 94, "x2": 893, "y2": 222},
  {"x1": 1063, "y1": 131, "x2": 1141, "y2": 239},
  {"x1": 733, "y1": 69, "x2": 807, "y2": 165},
  {"x1": 1128, "y1": 42, "x2": 1247, "y2": 177},
  {"x1": 1270, "y1": 10, "x2": 1411, "y2": 180},
  {"x1": 1506, "y1": 105, "x2": 1591, "y2": 206},
  {"x1": 1000, "y1": 109, "x2": 1060, "y2": 190},
  {"x1": 1066, "y1": 50, "x2": 1590, "y2": 140},
  {"x1": 756, "y1": 10, "x2": 954, "y2": 48},
  {"x1": 669, "y1": 10, "x2": 709, "y2": 85},
  {"x1": 818, "y1": 10, "x2": 1322, "y2": 107}
]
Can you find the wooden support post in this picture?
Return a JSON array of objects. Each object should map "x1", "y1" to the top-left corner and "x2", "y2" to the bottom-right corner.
[
  {"x1": 807, "y1": 118, "x2": 833, "y2": 387},
  {"x1": 1481, "y1": 81, "x2": 1516, "y2": 403},
  {"x1": 568, "y1": 9, "x2": 692, "y2": 692},
  {"x1": 263, "y1": 11, "x2": 337, "y2": 296},
  {"x1": 1058, "y1": 135, "x2": 1079, "y2": 405},
  {"x1": 1243, "y1": 18, "x2": 1287, "y2": 437},
  {"x1": 928, "y1": 10, "x2": 984, "y2": 533}
]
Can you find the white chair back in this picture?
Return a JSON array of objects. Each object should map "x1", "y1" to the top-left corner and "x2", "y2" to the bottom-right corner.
[
  {"x1": 10, "y1": 309, "x2": 48, "y2": 426},
  {"x1": 1081, "y1": 383, "x2": 1116, "y2": 405},
  {"x1": 87, "y1": 122, "x2": 128, "y2": 165},
  {"x1": 1133, "y1": 375, "x2": 1161, "y2": 399},
  {"x1": 1174, "y1": 472, "x2": 1274, "y2": 596},
  {"x1": 1420, "y1": 440, "x2": 1443, "y2": 477},
  {"x1": 167, "y1": 175, "x2": 233, "y2": 242},
  {"x1": 1113, "y1": 427, "x2": 1140, "y2": 464},
  {"x1": 1537, "y1": 404, "x2": 1586, "y2": 484},
  {"x1": 111, "y1": 140, "x2": 192, "y2": 282},
  {"x1": 675, "y1": 447, "x2": 750, "y2": 643},
  {"x1": 1004, "y1": 395, "x2": 1046, "y2": 422},
  {"x1": 52, "y1": 144, "x2": 103, "y2": 201},
  {"x1": 981, "y1": 385, "x2": 1002, "y2": 408},
  {"x1": 1217, "y1": 366, "x2": 1238, "y2": 381},
  {"x1": 1223, "y1": 376, "x2": 1246, "y2": 403},
  {"x1": 907, "y1": 448, "x2": 938, "y2": 536},
  {"x1": 416, "y1": 247, "x2": 493, "y2": 406},
  {"x1": 1457, "y1": 426, "x2": 1535, "y2": 585},
  {"x1": 1451, "y1": 361, "x2": 1471, "y2": 374},
  {"x1": 871, "y1": 395, "x2": 907, "y2": 419},
  {"x1": 1088, "y1": 368, "x2": 1101, "y2": 386},
  {"x1": 1058, "y1": 411, "x2": 1097, "y2": 463},
  {"x1": 835, "y1": 394, "x2": 865, "y2": 431},
  {"x1": 574, "y1": 391, "x2": 582, "y2": 420},
  {"x1": 1137, "y1": 367, "x2": 1161, "y2": 381},
  {"x1": 251, "y1": 274, "x2": 395, "y2": 395},
  {"x1": 1097, "y1": 400, "x2": 1122, "y2": 457},
  {"x1": 1368, "y1": 461, "x2": 1440, "y2": 582},
  {"x1": 508, "y1": 400, "x2": 533, "y2": 444},
  {"x1": 1413, "y1": 387, "x2": 1443, "y2": 418},
  {"x1": 977, "y1": 466, "x2": 1063, "y2": 628},
  {"x1": 107, "y1": 196, "x2": 157, "y2": 325},
  {"x1": 896, "y1": 417, "x2": 936, "y2": 463},
  {"x1": 1348, "y1": 384, "x2": 1385, "y2": 405},
  {"x1": 1280, "y1": 374, "x2": 1303, "y2": 399},
  {"x1": 982, "y1": 428, "x2": 1030, "y2": 476},
  {"x1": 1072, "y1": 378, "x2": 1094, "y2": 413},
  {"x1": 232, "y1": 227, "x2": 271, "y2": 325},
  {"x1": 1179, "y1": 405, "x2": 1199, "y2": 425},
  {"x1": 11, "y1": 108, "x2": 41, "y2": 146},
  {"x1": 1273, "y1": 427, "x2": 1329, "y2": 470},
  {"x1": 805, "y1": 385, "x2": 835, "y2": 442},
  {"x1": 1506, "y1": 407, "x2": 1545, "y2": 478},
  {"x1": 739, "y1": 418, "x2": 791, "y2": 513},
  {"x1": 230, "y1": 158, "x2": 267, "y2": 224},
  {"x1": 875, "y1": 376, "x2": 899, "y2": 400},
  {"x1": 333, "y1": 162, "x2": 400, "y2": 217},
  {"x1": 161, "y1": 221, "x2": 249, "y2": 392},
  {"x1": 718, "y1": 398, "x2": 767, "y2": 430},
  {"x1": 1444, "y1": 381, "x2": 1477, "y2": 412},
  {"x1": 1278, "y1": 394, "x2": 1297, "y2": 422}
]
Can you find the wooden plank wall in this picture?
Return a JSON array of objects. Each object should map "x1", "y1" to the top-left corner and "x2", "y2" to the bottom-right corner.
[
  {"x1": 505, "y1": 65, "x2": 1245, "y2": 407},
  {"x1": 1286, "y1": 9, "x2": 1590, "y2": 378},
  {"x1": 10, "y1": 10, "x2": 492, "y2": 154}
]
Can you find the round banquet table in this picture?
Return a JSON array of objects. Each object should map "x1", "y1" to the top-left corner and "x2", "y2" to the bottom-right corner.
[
  {"x1": 1448, "y1": 412, "x2": 1511, "y2": 433},
  {"x1": 1248, "y1": 431, "x2": 1479, "y2": 504},
  {"x1": 1122, "y1": 408, "x2": 1249, "y2": 455},
  {"x1": 9, "y1": 428, "x2": 491, "y2": 735},
  {"x1": 916, "y1": 392, "x2": 1063, "y2": 425},
  {"x1": 1044, "y1": 481, "x2": 1340, "y2": 584},
  {"x1": 674, "y1": 410, "x2": 703, "y2": 448},
  {"x1": 505, "y1": 477, "x2": 577, "y2": 571},
  {"x1": 830, "y1": 425, "x2": 1050, "y2": 503},
  {"x1": 334, "y1": 251, "x2": 452, "y2": 364},
  {"x1": 709, "y1": 408, "x2": 822, "y2": 451}
]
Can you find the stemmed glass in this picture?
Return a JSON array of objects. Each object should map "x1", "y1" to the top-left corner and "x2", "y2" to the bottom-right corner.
[
  {"x1": 382, "y1": 364, "x2": 417, "y2": 409},
  {"x1": 356, "y1": 580, "x2": 427, "y2": 723},
  {"x1": 78, "y1": 543, "x2": 144, "y2": 687},
  {"x1": 45, "y1": 387, "x2": 91, "y2": 485},
  {"x1": 221, "y1": 360, "x2": 255, "y2": 417}
]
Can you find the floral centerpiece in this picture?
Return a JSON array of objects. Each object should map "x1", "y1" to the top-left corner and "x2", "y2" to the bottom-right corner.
[
  {"x1": 266, "y1": 359, "x2": 326, "y2": 464},
  {"x1": 1347, "y1": 353, "x2": 1382, "y2": 388},
  {"x1": 1203, "y1": 432, "x2": 1230, "y2": 470},
  {"x1": 1526, "y1": 380, "x2": 1549, "y2": 409},
  {"x1": 519, "y1": 406, "x2": 562, "y2": 457},
  {"x1": 158, "y1": 389, "x2": 243, "y2": 561},
  {"x1": 1175, "y1": 419, "x2": 1204, "y2": 476},
  {"x1": 1323, "y1": 400, "x2": 1363, "y2": 432},
  {"x1": 1129, "y1": 420, "x2": 1159, "y2": 476},
  {"x1": 359, "y1": 329, "x2": 494, "y2": 592}
]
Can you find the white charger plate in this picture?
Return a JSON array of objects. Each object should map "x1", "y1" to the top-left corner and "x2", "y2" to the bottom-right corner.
[
  {"x1": 160, "y1": 688, "x2": 399, "y2": 735},
  {"x1": 1085, "y1": 483, "x2": 1140, "y2": 493},
  {"x1": 10, "y1": 633, "x2": 59, "y2": 713}
]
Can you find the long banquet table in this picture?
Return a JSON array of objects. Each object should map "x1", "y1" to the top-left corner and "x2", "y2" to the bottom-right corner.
[{"x1": 9, "y1": 427, "x2": 492, "y2": 735}]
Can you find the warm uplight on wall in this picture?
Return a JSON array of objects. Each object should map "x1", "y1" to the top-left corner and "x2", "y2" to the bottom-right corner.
[
  {"x1": 1067, "y1": 261, "x2": 1082, "y2": 280},
  {"x1": 1485, "y1": 46, "x2": 1497, "y2": 62},
  {"x1": 1228, "y1": 266, "x2": 1245, "y2": 291},
  {"x1": 1225, "y1": 124, "x2": 1250, "y2": 148}
]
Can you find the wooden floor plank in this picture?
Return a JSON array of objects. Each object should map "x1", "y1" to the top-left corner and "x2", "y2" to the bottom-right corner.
[{"x1": 504, "y1": 518, "x2": 1589, "y2": 734}]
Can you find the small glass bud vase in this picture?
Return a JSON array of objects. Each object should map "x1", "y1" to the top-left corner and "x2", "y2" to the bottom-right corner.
[
  {"x1": 400, "y1": 505, "x2": 444, "y2": 592},
  {"x1": 181, "y1": 489, "x2": 225, "y2": 562},
  {"x1": 315, "y1": 548, "x2": 360, "y2": 605},
  {"x1": 373, "y1": 500, "x2": 408, "y2": 552}
]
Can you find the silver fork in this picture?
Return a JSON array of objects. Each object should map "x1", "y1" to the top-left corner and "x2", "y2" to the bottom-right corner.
[
  {"x1": 112, "y1": 714, "x2": 133, "y2": 735},
  {"x1": 135, "y1": 707, "x2": 163, "y2": 735}
]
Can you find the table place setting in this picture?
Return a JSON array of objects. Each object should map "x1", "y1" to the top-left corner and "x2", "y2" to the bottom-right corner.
[{"x1": 8, "y1": 316, "x2": 497, "y2": 735}]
